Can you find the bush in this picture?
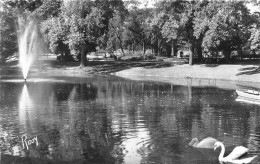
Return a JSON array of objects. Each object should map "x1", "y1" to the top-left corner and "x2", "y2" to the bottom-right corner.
[
  {"x1": 57, "y1": 54, "x2": 75, "y2": 62},
  {"x1": 119, "y1": 55, "x2": 142, "y2": 61},
  {"x1": 155, "y1": 57, "x2": 164, "y2": 62},
  {"x1": 145, "y1": 53, "x2": 156, "y2": 60}
]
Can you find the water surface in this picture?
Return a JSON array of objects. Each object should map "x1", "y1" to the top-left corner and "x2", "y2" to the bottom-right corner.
[{"x1": 0, "y1": 75, "x2": 260, "y2": 164}]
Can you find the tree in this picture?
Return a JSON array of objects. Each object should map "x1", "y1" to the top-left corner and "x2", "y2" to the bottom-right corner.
[
  {"x1": 147, "y1": 12, "x2": 167, "y2": 56},
  {"x1": 154, "y1": 0, "x2": 201, "y2": 64},
  {"x1": 32, "y1": 0, "x2": 62, "y2": 19},
  {"x1": 40, "y1": 17, "x2": 70, "y2": 60},
  {"x1": 60, "y1": 0, "x2": 124, "y2": 67},
  {"x1": 0, "y1": 9, "x2": 18, "y2": 63},
  {"x1": 0, "y1": 0, "x2": 63, "y2": 63},
  {"x1": 106, "y1": 12, "x2": 125, "y2": 55},
  {"x1": 153, "y1": 0, "x2": 186, "y2": 57},
  {"x1": 248, "y1": 5, "x2": 260, "y2": 53},
  {"x1": 194, "y1": 1, "x2": 254, "y2": 61},
  {"x1": 161, "y1": 14, "x2": 179, "y2": 57},
  {"x1": 101, "y1": 4, "x2": 128, "y2": 55},
  {"x1": 38, "y1": 1, "x2": 70, "y2": 61},
  {"x1": 250, "y1": 27, "x2": 260, "y2": 52},
  {"x1": 122, "y1": 25, "x2": 138, "y2": 53},
  {"x1": 124, "y1": 7, "x2": 153, "y2": 58},
  {"x1": 179, "y1": 0, "x2": 202, "y2": 65}
]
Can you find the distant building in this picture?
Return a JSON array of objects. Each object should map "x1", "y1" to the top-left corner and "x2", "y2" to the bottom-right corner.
[{"x1": 177, "y1": 50, "x2": 191, "y2": 58}]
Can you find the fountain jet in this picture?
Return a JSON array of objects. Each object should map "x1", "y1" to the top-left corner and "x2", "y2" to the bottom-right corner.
[{"x1": 18, "y1": 19, "x2": 40, "y2": 80}]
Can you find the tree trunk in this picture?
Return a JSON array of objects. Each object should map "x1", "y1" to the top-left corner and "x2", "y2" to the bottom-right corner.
[
  {"x1": 171, "y1": 40, "x2": 175, "y2": 57},
  {"x1": 188, "y1": 40, "x2": 194, "y2": 65},
  {"x1": 196, "y1": 45, "x2": 202, "y2": 62},
  {"x1": 109, "y1": 22, "x2": 124, "y2": 56},
  {"x1": 224, "y1": 50, "x2": 232, "y2": 63},
  {"x1": 116, "y1": 32, "x2": 125, "y2": 56},
  {"x1": 80, "y1": 53, "x2": 86, "y2": 68},
  {"x1": 189, "y1": 51, "x2": 193, "y2": 65},
  {"x1": 142, "y1": 41, "x2": 146, "y2": 60},
  {"x1": 128, "y1": 45, "x2": 131, "y2": 54},
  {"x1": 238, "y1": 46, "x2": 242, "y2": 58},
  {"x1": 194, "y1": 38, "x2": 203, "y2": 62},
  {"x1": 120, "y1": 45, "x2": 125, "y2": 56},
  {"x1": 154, "y1": 47, "x2": 158, "y2": 56},
  {"x1": 132, "y1": 41, "x2": 135, "y2": 54},
  {"x1": 157, "y1": 40, "x2": 160, "y2": 56},
  {"x1": 80, "y1": 45, "x2": 87, "y2": 68}
]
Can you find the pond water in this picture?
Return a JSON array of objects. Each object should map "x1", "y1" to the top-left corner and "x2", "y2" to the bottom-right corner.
[{"x1": 0, "y1": 75, "x2": 260, "y2": 164}]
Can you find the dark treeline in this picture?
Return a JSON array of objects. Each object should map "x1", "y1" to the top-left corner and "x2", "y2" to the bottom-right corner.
[{"x1": 0, "y1": 0, "x2": 260, "y2": 66}]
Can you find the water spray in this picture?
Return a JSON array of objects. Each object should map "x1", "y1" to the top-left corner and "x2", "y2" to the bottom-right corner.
[{"x1": 19, "y1": 19, "x2": 39, "y2": 80}]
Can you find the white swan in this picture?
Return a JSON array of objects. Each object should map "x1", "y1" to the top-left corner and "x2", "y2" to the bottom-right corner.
[
  {"x1": 188, "y1": 137, "x2": 218, "y2": 148},
  {"x1": 213, "y1": 141, "x2": 257, "y2": 164}
]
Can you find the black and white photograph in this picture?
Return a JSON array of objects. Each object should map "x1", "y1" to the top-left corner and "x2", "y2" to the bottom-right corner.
[{"x1": 0, "y1": 0, "x2": 260, "y2": 163}]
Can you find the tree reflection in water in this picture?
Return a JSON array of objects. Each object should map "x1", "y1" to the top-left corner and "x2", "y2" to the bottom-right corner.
[{"x1": 0, "y1": 78, "x2": 259, "y2": 163}]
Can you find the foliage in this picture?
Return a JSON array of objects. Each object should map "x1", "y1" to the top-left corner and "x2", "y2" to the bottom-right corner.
[
  {"x1": 250, "y1": 27, "x2": 260, "y2": 50},
  {"x1": 105, "y1": 10, "x2": 126, "y2": 53},
  {"x1": 194, "y1": 1, "x2": 254, "y2": 59},
  {"x1": 61, "y1": 0, "x2": 124, "y2": 66},
  {"x1": 0, "y1": 10, "x2": 18, "y2": 63},
  {"x1": 0, "y1": 0, "x2": 259, "y2": 65},
  {"x1": 0, "y1": 0, "x2": 63, "y2": 62},
  {"x1": 249, "y1": 11, "x2": 260, "y2": 51},
  {"x1": 123, "y1": 7, "x2": 153, "y2": 56},
  {"x1": 32, "y1": 0, "x2": 62, "y2": 19},
  {"x1": 146, "y1": 12, "x2": 167, "y2": 56},
  {"x1": 104, "y1": 1, "x2": 128, "y2": 52},
  {"x1": 40, "y1": 17, "x2": 68, "y2": 55},
  {"x1": 63, "y1": 0, "x2": 104, "y2": 50}
]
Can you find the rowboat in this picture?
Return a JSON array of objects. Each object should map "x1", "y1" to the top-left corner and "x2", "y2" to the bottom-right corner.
[
  {"x1": 236, "y1": 90, "x2": 260, "y2": 100},
  {"x1": 236, "y1": 96, "x2": 260, "y2": 105}
]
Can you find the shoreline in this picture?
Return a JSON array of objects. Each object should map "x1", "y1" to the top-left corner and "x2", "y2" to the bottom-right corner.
[
  {"x1": 113, "y1": 64, "x2": 260, "y2": 90},
  {"x1": 1, "y1": 60, "x2": 260, "y2": 90}
]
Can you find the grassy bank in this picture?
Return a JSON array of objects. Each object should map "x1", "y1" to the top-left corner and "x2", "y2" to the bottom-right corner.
[
  {"x1": 114, "y1": 63, "x2": 260, "y2": 90},
  {"x1": 2, "y1": 58, "x2": 260, "y2": 90}
]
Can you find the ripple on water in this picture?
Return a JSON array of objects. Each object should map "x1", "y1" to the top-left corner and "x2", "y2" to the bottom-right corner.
[
  {"x1": 248, "y1": 134, "x2": 260, "y2": 155},
  {"x1": 0, "y1": 78, "x2": 65, "y2": 83}
]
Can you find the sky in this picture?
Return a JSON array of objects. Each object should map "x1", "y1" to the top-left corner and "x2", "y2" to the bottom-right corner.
[
  {"x1": 137, "y1": 0, "x2": 156, "y2": 8},
  {"x1": 247, "y1": 3, "x2": 260, "y2": 13},
  {"x1": 0, "y1": 0, "x2": 259, "y2": 13}
]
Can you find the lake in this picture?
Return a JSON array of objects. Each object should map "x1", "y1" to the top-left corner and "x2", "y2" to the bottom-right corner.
[{"x1": 0, "y1": 75, "x2": 260, "y2": 164}]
